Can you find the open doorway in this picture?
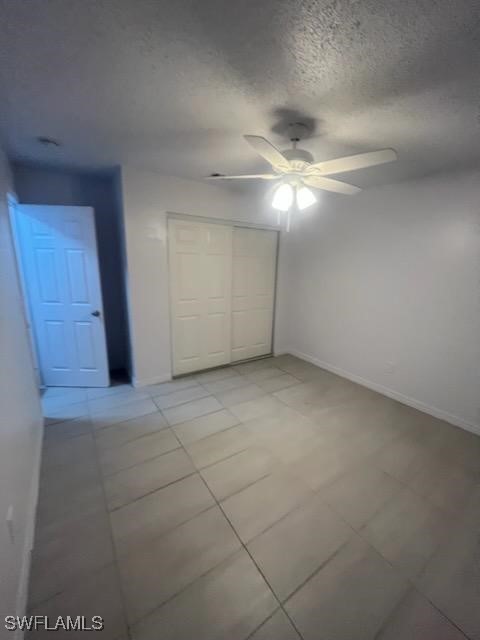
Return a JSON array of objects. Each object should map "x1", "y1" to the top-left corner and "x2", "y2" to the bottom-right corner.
[{"x1": 9, "y1": 164, "x2": 131, "y2": 389}]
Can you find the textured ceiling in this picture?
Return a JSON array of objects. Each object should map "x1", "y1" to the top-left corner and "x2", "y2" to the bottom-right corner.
[{"x1": 1, "y1": 0, "x2": 480, "y2": 190}]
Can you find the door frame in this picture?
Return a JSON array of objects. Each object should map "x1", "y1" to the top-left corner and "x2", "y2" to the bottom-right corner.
[
  {"x1": 7, "y1": 193, "x2": 43, "y2": 388},
  {"x1": 166, "y1": 212, "x2": 281, "y2": 377}
]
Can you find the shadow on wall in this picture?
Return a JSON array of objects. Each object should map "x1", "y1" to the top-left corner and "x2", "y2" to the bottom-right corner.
[{"x1": 12, "y1": 162, "x2": 130, "y2": 375}]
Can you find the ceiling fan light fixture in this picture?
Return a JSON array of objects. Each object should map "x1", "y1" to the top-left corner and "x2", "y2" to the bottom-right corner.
[
  {"x1": 296, "y1": 186, "x2": 316, "y2": 210},
  {"x1": 272, "y1": 183, "x2": 294, "y2": 211}
]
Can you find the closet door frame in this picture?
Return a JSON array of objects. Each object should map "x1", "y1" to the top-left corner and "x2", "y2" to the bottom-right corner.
[{"x1": 167, "y1": 213, "x2": 280, "y2": 377}]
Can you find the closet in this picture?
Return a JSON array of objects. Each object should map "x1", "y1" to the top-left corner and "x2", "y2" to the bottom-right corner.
[{"x1": 168, "y1": 218, "x2": 277, "y2": 375}]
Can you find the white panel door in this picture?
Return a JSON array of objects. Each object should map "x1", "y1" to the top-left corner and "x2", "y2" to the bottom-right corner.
[
  {"x1": 231, "y1": 227, "x2": 277, "y2": 362},
  {"x1": 16, "y1": 205, "x2": 109, "y2": 387},
  {"x1": 169, "y1": 219, "x2": 232, "y2": 375}
]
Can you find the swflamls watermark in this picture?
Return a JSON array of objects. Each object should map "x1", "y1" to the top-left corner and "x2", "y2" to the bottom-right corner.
[{"x1": 5, "y1": 616, "x2": 104, "y2": 631}]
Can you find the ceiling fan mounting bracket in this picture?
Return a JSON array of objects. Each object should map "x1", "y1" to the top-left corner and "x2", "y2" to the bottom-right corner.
[
  {"x1": 282, "y1": 122, "x2": 314, "y2": 162},
  {"x1": 287, "y1": 122, "x2": 311, "y2": 143},
  {"x1": 282, "y1": 148, "x2": 314, "y2": 164}
]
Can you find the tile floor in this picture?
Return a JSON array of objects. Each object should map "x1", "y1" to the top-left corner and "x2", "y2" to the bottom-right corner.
[{"x1": 29, "y1": 355, "x2": 480, "y2": 639}]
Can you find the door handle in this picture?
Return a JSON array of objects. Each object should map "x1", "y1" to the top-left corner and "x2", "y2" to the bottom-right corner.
[{"x1": 91, "y1": 310, "x2": 101, "y2": 317}]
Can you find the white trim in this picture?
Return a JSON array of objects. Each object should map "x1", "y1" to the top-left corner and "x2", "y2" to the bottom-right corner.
[
  {"x1": 273, "y1": 345, "x2": 289, "y2": 357},
  {"x1": 7, "y1": 194, "x2": 43, "y2": 389},
  {"x1": 15, "y1": 415, "x2": 44, "y2": 640},
  {"x1": 167, "y1": 211, "x2": 281, "y2": 232},
  {"x1": 288, "y1": 348, "x2": 480, "y2": 436},
  {"x1": 132, "y1": 372, "x2": 172, "y2": 388}
]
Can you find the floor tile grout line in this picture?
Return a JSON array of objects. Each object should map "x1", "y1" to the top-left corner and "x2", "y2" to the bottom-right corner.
[
  {"x1": 175, "y1": 425, "x2": 307, "y2": 640},
  {"x1": 151, "y1": 389, "x2": 211, "y2": 412},
  {"x1": 92, "y1": 408, "x2": 160, "y2": 432},
  {"x1": 205, "y1": 471, "x2": 274, "y2": 503},
  {"x1": 147, "y1": 380, "x2": 201, "y2": 399},
  {"x1": 95, "y1": 423, "x2": 171, "y2": 453},
  {"x1": 372, "y1": 585, "x2": 472, "y2": 640},
  {"x1": 90, "y1": 416, "x2": 134, "y2": 640},
  {"x1": 171, "y1": 410, "x2": 241, "y2": 447},
  {"x1": 43, "y1": 414, "x2": 90, "y2": 427},
  {"x1": 409, "y1": 589, "x2": 474, "y2": 640},
  {"x1": 159, "y1": 403, "x2": 226, "y2": 428},
  {"x1": 372, "y1": 589, "x2": 412, "y2": 640},
  {"x1": 87, "y1": 392, "x2": 154, "y2": 415},
  {"x1": 240, "y1": 489, "x2": 317, "y2": 543},
  {"x1": 88, "y1": 408, "x2": 160, "y2": 431},
  {"x1": 174, "y1": 416, "x2": 245, "y2": 451},
  {"x1": 127, "y1": 546, "x2": 246, "y2": 629},
  {"x1": 359, "y1": 450, "x2": 463, "y2": 525},
  {"x1": 97, "y1": 421, "x2": 183, "y2": 473},
  {"x1": 243, "y1": 606, "x2": 299, "y2": 640},
  {"x1": 327, "y1": 491, "x2": 465, "y2": 633},
  {"x1": 43, "y1": 423, "x2": 94, "y2": 445},
  {"x1": 111, "y1": 499, "x2": 218, "y2": 560},
  {"x1": 193, "y1": 444, "x2": 252, "y2": 471},
  {"x1": 298, "y1": 443, "x2": 466, "y2": 612},
  {"x1": 196, "y1": 464, "x2": 306, "y2": 640},
  {"x1": 99, "y1": 429, "x2": 179, "y2": 466},
  {"x1": 196, "y1": 374, "x2": 254, "y2": 395},
  {"x1": 306, "y1": 456, "x2": 476, "y2": 640},
  {"x1": 106, "y1": 470, "x2": 198, "y2": 513},
  {"x1": 100, "y1": 443, "x2": 182, "y2": 479},
  {"x1": 173, "y1": 418, "x2": 243, "y2": 448},
  {"x1": 281, "y1": 538, "x2": 352, "y2": 606},
  {"x1": 27, "y1": 558, "x2": 117, "y2": 613},
  {"x1": 243, "y1": 608, "x2": 282, "y2": 640}
]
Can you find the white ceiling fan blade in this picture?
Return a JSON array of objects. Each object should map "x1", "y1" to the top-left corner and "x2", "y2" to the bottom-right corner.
[
  {"x1": 244, "y1": 135, "x2": 291, "y2": 171},
  {"x1": 308, "y1": 149, "x2": 397, "y2": 176},
  {"x1": 303, "y1": 175, "x2": 361, "y2": 195},
  {"x1": 207, "y1": 173, "x2": 279, "y2": 180}
]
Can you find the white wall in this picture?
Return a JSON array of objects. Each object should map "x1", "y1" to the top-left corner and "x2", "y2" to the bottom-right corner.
[
  {"x1": 282, "y1": 168, "x2": 480, "y2": 433},
  {"x1": 120, "y1": 166, "x2": 279, "y2": 385},
  {"x1": 13, "y1": 164, "x2": 130, "y2": 372},
  {"x1": 0, "y1": 152, "x2": 43, "y2": 634}
]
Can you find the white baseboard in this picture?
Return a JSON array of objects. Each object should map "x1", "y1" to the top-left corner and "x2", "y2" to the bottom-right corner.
[
  {"x1": 132, "y1": 372, "x2": 172, "y2": 388},
  {"x1": 288, "y1": 348, "x2": 480, "y2": 437},
  {"x1": 15, "y1": 415, "x2": 44, "y2": 639}
]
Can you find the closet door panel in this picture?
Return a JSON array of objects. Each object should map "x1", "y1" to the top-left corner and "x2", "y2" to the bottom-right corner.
[
  {"x1": 169, "y1": 219, "x2": 232, "y2": 375},
  {"x1": 231, "y1": 309, "x2": 250, "y2": 360},
  {"x1": 204, "y1": 224, "x2": 232, "y2": 369},
  {"x1": 169, "y1": 221, "x2": 204, "y2": 374},
  {"x1": 231, "y1": 228, "x2": 277, "y2": 362}
]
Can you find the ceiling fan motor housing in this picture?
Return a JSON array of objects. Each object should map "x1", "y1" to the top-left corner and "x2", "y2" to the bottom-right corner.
[{"x1": 282, "y1": 148, "x2": 314, "y2": 174}]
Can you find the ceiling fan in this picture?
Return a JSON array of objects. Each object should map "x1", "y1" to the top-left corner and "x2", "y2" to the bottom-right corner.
[{"x1": 207, "y1": 123, "x2": 397, "y2": 228}]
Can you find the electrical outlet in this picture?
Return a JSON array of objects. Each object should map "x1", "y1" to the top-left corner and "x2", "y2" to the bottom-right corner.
[{"x1": 6, "y1": 505, "x2": 14, "y2": 543}]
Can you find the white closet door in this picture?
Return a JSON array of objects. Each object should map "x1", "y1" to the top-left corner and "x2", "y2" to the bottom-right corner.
[
  {"x1": 231, "y1": 228, "x2": 277, "y2": 362},
  {"x1": 169, "y1": 219, "x2": 232, "y2": 375}
]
